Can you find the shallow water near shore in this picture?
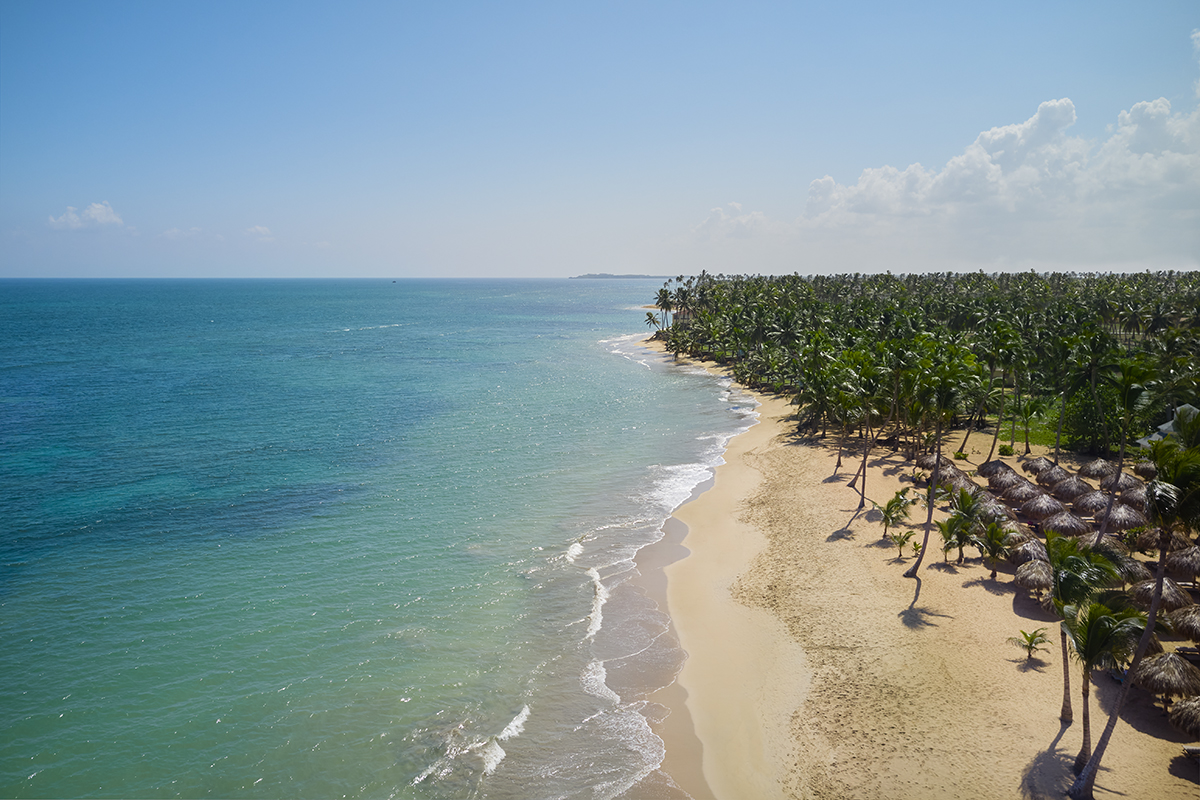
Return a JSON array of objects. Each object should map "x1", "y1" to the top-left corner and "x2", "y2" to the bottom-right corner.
[{"x1": 0, "y1": 279, "x2": 756, "y2": 799}]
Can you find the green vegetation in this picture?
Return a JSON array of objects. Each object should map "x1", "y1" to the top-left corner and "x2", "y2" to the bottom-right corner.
[{"x1": 1007, "y1": 628, "x2": 1050, "y2": 661}]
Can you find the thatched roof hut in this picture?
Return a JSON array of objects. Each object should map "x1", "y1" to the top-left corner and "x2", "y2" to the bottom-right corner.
[
  {"x1": 1051, "y1": 475, "x2": 1093, "y2": 501},
  {"x1": 1041, "y1": 511, "x2": 1093, "y2": 538},
  {"x1": 1098, "y1": 503, "x2": 1149, "y2": 532},
  {"x1": 1100, "y1": 471, "x2": 1143, "y2": 493},
  {"x1": 1167, "y1": 546, "x2": 1200, "y2": 581},
  {"x1": 1079, "y1": 458, "x2": 1119, "y2": 479},
  {"x1": 1003, "y1": 481, "x2": 1044, "y2": 504},
  {"x1": 988, "y1": 470, "x2": 1024, "y2": 491},
  {"x1": 977, "y1": 460, "x2": 1014, "y2": 478},
  {"x1": 1022, "y1": 456, "x2": 1054, "y2": 475},
  {"x1": 1010, "y1": 538, "x2": 1048, "y2": 564},
  {"x1": 1036, "y1": 465, "x2": 1071, "y2": 487},
  {"x1": 1120, "y1": 484, "x2": 1147, "y2": 512},
  {"x1": 1168, "y1": 695, "x2": 1200, "y2": 739},
  {"x1": 1166, "y1": 605, "x2": 1200, "y2": 643},
  {"x1": 1131, "y1": 652, "x2": 1200, "y2": 709},
  {"x1": 1131, "y1": 577, "x2": 1195, "y2": 612},
  {"x1": 1133, "y1": 461, "x2": 1158, "y2": 481},
  {"x1": 1015, "y1": 560, "x2": 1053, "y2": 597},
  {"x1": 915, "y1": 453, "x2": 954, "y2": 472},
  {"x1": 1073, "y1": 490, "x2": 1113, "y2": 518},
  {"x1": 1020, "y1": 494, "x2": 1066, "y2": 521},
  {"x1": 1136, "y1": 527, "x2": 1194, "y2": 554}
]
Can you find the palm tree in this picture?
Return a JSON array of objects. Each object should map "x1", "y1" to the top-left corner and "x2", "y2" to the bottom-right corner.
[
  {"x1": 873, "y1": 488, "x2": 916, "y2": 541},
  {"x1": 1008, "y1": 627, "x2": 1051, "y2": 661},
  {"x1": 1061, "y1": 599, "x2": 1147, "y2": 772},
  {"x1": 1047, "y1": 532, "x2": 1120, "y2": 724},
  {"x1": 1091, "y1": 356, "x2": 1156, "y2": 546},
  {"x1": 655, "y1": 287, "x2": 674, "y2": 329},
  {"x1": 1017, "y1": 395, "x2": 1050, "y2": 455},
  {"x1": 972, "y1": 521, "x2": 1011, "y2": 580}
]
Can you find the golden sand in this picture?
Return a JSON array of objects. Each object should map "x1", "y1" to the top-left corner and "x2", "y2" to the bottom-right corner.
[{"x1": 653, "y1": 350, "x2": 1195, "y2": 799}]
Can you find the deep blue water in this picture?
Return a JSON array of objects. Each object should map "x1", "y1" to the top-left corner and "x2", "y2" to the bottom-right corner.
[{"x1": 0, "y1": 279, "x2": 756, "y2": 799}]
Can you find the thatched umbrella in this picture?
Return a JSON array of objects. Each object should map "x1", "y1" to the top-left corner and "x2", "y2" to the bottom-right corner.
[
  {"x1": 1131, "y1": 652, "x2": 1200, "y2": 710},
  {"x1": 1131, "y1": 577, "x2": 1195, "y2": 612},
  {"x1": 1167, "y1": 546, "x2": 1200, "y2": 582},
  {"x1": 1133, "y1": 461, "x2": 1158, "y2": 481},
  {"x1": 1079, "y1": 458, "x2": 1119, "y2": 479},
  {"x1": 988, "y1": 470, "x2": 1024, "y2": 491},
  {"x1": 1011, "y1": 538, "x2": 1048, "y2": 564},
  {"x1": 916, "y1": 453, "x2": 954, "y2": 472},
  {"x1": 1111, "y1": 556, "x2": 1153, "y2": 585},
  {"x1": 1036, "y1": 465, "x2": 1071, "y2": 487},
  {"x1": 1022, "y1": 455, "x2": 1054, "y2": 475},
  {"x1": 981, "y1": 499, "x2": 1018, "y2": 522},
  {"x1": 1100, "y1": 471, "x2": 1143, "y2": 493},
  {"x1": 1136, "y1": 527, "x2": 1194, "y2": 553},
  {"x1": 1015, "y1": 560, "x2": 1053, "y2": 598},
  {"x1": 1021, "y1": 494, "x2": 1066, "y2": 521},
  {"x1": 1166, "y1": 606, "x2": 1200, "y2": 643},
  {"x1": 1041, "y1": 511, "x2": 1093, "y2": 538},
  {"x1": 1073, "y1": 490, "x2": 1113, "y2": 518},
  {"x1": 977, "y1": 460, "x2": 1014, "y2": 478},
  {"x1": 1098, "y1": 503, "x2": 1149, "y2": 532},
  {"x1": 1003, "y1": 481, "x2": 1044, "y2": 505},
  {"x1": 1051, "y1": 475, "x2": 1093, "y2": 501},
  {"x1": 1120, "y1": 484, "x2": 1147, "y2": 512},
  {"x1": 1168, "y1": 695, "x2": 1200, "y2": 739}
]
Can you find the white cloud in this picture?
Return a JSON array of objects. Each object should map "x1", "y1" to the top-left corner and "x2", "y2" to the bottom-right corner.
[
  {"x1": 695, "y1": 93, "x2": 1200, "y2": 271},
  {"x1": 49, "y1": 201, "x2": 123, "y2": 229},
  {"x1": 245, "y1": 225, "x2": 274, "y2": 242}
]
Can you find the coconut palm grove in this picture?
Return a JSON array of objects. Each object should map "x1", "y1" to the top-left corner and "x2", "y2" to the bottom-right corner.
[{"x1": 649, "y1": 269, "x2": 1200, "y2": 799}]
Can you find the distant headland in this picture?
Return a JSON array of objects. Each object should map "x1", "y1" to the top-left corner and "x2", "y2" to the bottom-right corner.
[{"x1": 569, "y1": 273, "x2": 671, "y2": 280}]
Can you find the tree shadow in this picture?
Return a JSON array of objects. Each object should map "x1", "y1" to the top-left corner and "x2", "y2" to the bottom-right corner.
[
  {"x1": 827, "y1": 527, "x2": 855, "y2": 542},
  {"x1": 963, "y1": 575, "x2": 1018, "y2": 596},
  {"x1": 862, "y1": 508, "x2": 883, "y2": 523},
  {"x1": 1013, "y1": 592, "x2": 1059, "y2": 623},
  {"x1": 928, "y1": 561, "x2": 960, "y2": 574},
  {"x1": 1018, "y1": 722, "x2": 1076, "y2": 800},
  {"x1": 1011, "y1": 656, "x2": 1050, "y2": 673},
  {"x1": 866, "y1": 537, "x2": 894, "y2": 550},
  {"x1": 897, "y1": 577, "x2": 953, "y2": 629},
  {"x1": 822, "y1": 473, "x2": 849, "y2": 484}
]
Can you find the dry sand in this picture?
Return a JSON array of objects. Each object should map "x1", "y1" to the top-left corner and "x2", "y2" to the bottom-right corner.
[{"x1": 656, "y1": 352, "x2": 1197, "y2": 799}]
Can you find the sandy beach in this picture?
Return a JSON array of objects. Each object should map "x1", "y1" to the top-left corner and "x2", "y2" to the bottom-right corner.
[{"x1": 655, "y1": 352, "x2": 1196, "y2": 799}]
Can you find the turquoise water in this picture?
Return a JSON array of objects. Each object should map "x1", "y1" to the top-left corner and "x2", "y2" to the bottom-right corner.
[{"x1": 0, "y1": 279, "x2": 757, "y2": 799}]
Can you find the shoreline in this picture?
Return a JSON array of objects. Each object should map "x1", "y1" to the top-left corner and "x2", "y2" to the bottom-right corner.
[{"x1": 644, "y1": 341, "x2": 1194, "y2": 799}]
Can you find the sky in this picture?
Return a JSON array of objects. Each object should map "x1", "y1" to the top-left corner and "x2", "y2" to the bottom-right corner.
[{"x1": 1, "y1": 1, "x2": 1197, "y2": 278}]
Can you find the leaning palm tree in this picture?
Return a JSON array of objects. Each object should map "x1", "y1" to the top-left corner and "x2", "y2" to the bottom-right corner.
[{"x1": 1061, "y1": 598, "x2": 1147, "y2": 773}]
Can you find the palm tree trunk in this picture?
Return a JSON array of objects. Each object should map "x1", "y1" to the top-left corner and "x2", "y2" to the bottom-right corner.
[
  {"x1": 1074, "y1": 674, "x2": 1091, "y2": 773},
  {"x1": 1054, "y1": 389, "x2": 1067, "y2": 466},
  {"x1": 986, "y1": 374, "x2": 1007, "y2": 462},
  {"x1": 1060, "y1": 627, "x2": 1073, "y2": 722},
  {"x1": 1069, "y1": 527, "x2": 1171, "y2": 799},
  {"x1": 904, "y1": 416, "x2": 942, "y2": 578}
]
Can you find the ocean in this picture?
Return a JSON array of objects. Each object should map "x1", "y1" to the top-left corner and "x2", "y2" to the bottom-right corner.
[{"x1": 0, "y1": 279, "x2": 758, "y2": 799}]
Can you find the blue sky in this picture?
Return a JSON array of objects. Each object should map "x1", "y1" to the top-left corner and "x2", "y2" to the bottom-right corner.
[{"x1": 1, "y1": 1, "x2": 1197, "y2": 278}]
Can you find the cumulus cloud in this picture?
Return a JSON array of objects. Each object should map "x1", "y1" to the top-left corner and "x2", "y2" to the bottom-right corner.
[
  {"x1": 245, "y1": 225, "x2": 274, "y2": 242},
  {"x1": 696, "y1": 93, "x2": 1199, "y2": 271},
  {"x1": 48, "y1": 201, "x2": 124, "y2": 229}
]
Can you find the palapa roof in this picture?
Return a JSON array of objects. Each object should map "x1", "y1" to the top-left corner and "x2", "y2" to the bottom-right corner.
[
  {"x1": 1010, "y1": 538, "x2": 1048, "y2": 564},
  {"x1": 1051, "y1": 475, "x2": 1093, "y2": 501},
  {"x1": 1079, "y1": 458, "x2": 1119, "y2": 479},
  {"x1": 976, "y1": 460, "x2": 1014, "y2": 478},
  {"x1": 1073, "y1": 490, "x2": 1114, "y2": 518},
  {"x1": 1022, "y1": 456, "x2": 1054, "y2": 475},
  {"x1": 1035, "y1": 465, "x2": 1072, "y2": 487},
  {"x1": 1119, "y1": 484, "x2": 1147, "y2": 511},
  {"x1": 1020, "y1": 494, "x2": 1066, "y2": 521},
  {"x1": 915, "y1": 453, "x2": 954, "y2": 472},
  {"x1": 1133, "y1": 461, "x2": 1158, "y2": 480},
  {"x1": 1100, "y1": 471, "x2": 1144, "y2": 493},
  {"x1": 1167, "y1": 546, "x2": 1200, "y2": 579},
  {"x1": 1168, "y1": 695, "x2": 1200, "y2": 739},
  {"x1": 1136, "y1": 527, "x2": 1194, "y2": 553},
  {"x1": 1098, "y1": 503, "x2": 1149, "y2": 532},
  {"x1": 1002, "y1": 481, "x2": 1044, "y2": 504},
  {"x1": 988, "y1": 470, "x2": 1025, "y2": 491},
  {"x1": 1131, "y1": 577, "x2": 1195, "y2": 612},
  {"x1": 1014, "y1": 559, "x2": 1053, "y2": 592},
  {"x1": 1040, "y1": 511, "x2": 1093, "y2": 537},
  {"x1": 1131, "y1": 652, "x2": 1200, "y2": 699},
  {"x1": 1166, "y1": 605, "x2": 1200, "y2": 643}
]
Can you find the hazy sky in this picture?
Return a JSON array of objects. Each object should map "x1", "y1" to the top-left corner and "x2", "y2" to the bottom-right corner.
[{"x1": 2, "y1": 1, "x2": 1197, "y2": 278}]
